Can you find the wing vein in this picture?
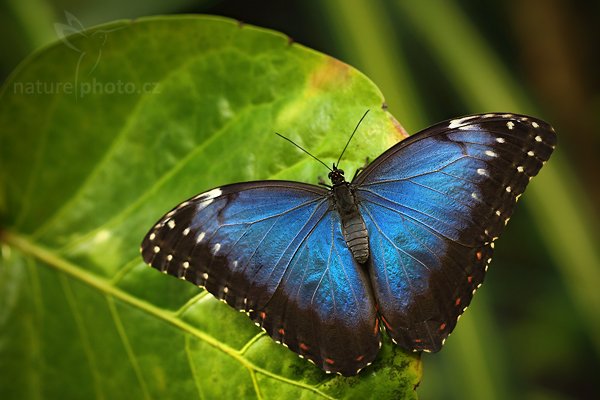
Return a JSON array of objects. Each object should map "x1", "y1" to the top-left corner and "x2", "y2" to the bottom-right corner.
[{"x1": 359, "y1": 189, "x2": 476, "y2": 247}]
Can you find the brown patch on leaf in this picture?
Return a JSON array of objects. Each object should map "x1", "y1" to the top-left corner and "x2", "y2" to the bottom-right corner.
[
  {"x1": 387, "y1": 113, "x2": 409, "y2": 141},
  {"x1": 307, "y1": 57, "x2": 351, "y2": 94}
]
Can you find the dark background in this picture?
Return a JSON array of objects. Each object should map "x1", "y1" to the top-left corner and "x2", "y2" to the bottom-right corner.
[{"x1": 2, "y1": 1, "x2": 599, "y2": 398}]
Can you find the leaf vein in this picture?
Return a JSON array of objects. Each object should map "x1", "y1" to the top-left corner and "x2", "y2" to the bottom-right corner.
[
  {"x1": 106, "y1": 296, "x2": 152, "y2": 400},
  {"x1": 3, "y1": 231, "x2": 336, "y2": 400}
]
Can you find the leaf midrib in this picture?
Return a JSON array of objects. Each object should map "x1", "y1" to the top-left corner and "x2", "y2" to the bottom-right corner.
[{"x1": 1, "y1": 230, "x2": 336, "y2": 400}]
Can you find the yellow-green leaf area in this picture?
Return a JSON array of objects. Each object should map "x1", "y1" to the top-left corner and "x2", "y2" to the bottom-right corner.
[{"x1": 0, "y1": 15, "x2": 419, "y2": 400}]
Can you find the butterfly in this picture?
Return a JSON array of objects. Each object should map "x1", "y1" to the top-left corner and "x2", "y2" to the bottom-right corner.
[{"x1": 140, "y1": 112, "x2": 556, "y2": 376}]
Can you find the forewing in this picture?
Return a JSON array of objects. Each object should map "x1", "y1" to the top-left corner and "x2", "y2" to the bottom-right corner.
[
  {"x1": 140, "y1": 181, "x2": 380, "y2": 375},
  {"x1": 353, "y1": 113, "x2": 557, "y2": 351}
]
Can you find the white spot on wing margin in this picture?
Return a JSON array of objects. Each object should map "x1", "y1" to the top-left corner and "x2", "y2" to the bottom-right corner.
[
  {"x1": 448, "y1": 115, "x2": 479, "y2": 129},
  {"x1": 194, "y1": 188, "x2": 223, "y2": 206}
]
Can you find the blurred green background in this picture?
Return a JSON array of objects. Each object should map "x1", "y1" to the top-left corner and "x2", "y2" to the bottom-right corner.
[{"x1": 1, "y1": 0, "x2": 599, "y2": 399}]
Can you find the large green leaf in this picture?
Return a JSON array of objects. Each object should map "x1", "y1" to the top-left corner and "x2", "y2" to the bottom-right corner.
[{"x1": 0, "y1": 15, "x2": 421, "y2": 399}]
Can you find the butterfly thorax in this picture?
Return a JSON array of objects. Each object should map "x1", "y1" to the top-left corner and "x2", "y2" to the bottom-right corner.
[{"x1": 329, "y1": 167, "x2": 370, "y2": 264}]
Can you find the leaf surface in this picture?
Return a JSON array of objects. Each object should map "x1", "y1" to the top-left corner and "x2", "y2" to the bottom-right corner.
[{"x1": 0, "y1": 15, "x2": 420, "y2": 400}]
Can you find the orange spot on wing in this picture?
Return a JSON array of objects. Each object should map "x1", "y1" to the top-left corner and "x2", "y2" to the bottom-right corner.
[
  {"x1": 439, "y1": 322, "x2": 447, "y2": 331},
  {"x1": 325, "y1": 358, "x2": 335, "y2": 365},
  {"x1": 381, "y1": 315, "x2": 393, "y2": 332},
  {"x1": 373, "y1": 318, "x2": 380, "y2": 335},
  {"x1": 278, "y1": 328, "x2": 285, "y2": 335},
  {"x1": 476, "y1": 251, "x2": 483, "y2": 261},
  {"x1": 299, "y1": 342, "x2": 309, "y2": 352},
  {"x1": 467, "y1": 275, "x2": 473, "y2": 284},
  {"x1": 455, "y1": 298, "x2": 461, "y2": 306},
  {"x1": 259, "y1": 311, "x2": 266, "y2": 319},
  {"x1": 355, "y1": 354, "x2": 365, "y2": 362}
]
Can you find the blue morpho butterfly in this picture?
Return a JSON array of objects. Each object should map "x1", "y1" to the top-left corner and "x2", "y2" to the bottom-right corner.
[{"x1": 141, "y1": 111, "x2": 556, "y2": 376}]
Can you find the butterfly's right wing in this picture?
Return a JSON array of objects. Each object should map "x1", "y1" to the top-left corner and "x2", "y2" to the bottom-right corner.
[
  {"x1": 140, "y1": 181, "x2": 380, "y2": 375},
  {"x1": 353, "y1": 114, "x2": 556, "y2": 352}
]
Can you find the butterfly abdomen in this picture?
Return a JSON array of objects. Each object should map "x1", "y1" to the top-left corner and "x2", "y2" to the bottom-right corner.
[
  {"x1": 343, "y1": 216, "x2": 370, "y2": 264},
  {"x1": 333, "y1": 183, "x2": 370, "y2": 264}
]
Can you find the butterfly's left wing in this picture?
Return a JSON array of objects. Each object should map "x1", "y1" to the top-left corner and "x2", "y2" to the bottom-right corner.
[
  {"x1": 353, "y1": 113, "x2": 556, "y2": 352},
  {"x1": 140, "y1": 181, "x2": 380, "y2": 375}
]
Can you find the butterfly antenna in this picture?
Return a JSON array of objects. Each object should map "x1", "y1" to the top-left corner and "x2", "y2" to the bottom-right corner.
[
  {"x1": 275, "y1": 132, "x2": 332, "y2": 171},
  {"x1": 336, "y1": 109, "x2": 370, "y2": 167}
]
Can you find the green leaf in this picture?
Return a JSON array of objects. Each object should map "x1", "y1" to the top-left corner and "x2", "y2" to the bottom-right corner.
[{"x1": 0, "y1": 15, "x2": 420, "y2": 399}]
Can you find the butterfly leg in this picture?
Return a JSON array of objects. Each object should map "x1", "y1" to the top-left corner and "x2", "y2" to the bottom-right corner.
[
  {"x1": 318, "y1": 176, "x2": 332, "y2": 189},
  {"x1": 352, "y1": 157, "x2": 371, "y2": 180}
]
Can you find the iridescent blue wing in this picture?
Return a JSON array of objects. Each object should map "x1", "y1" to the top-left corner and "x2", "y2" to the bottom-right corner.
[
  {"x1": 353, "y1": 113, "x2": 556, "y2": 352},
  {"x1": 140, "y1": 181, "x2": 380, "y2": 375}
]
